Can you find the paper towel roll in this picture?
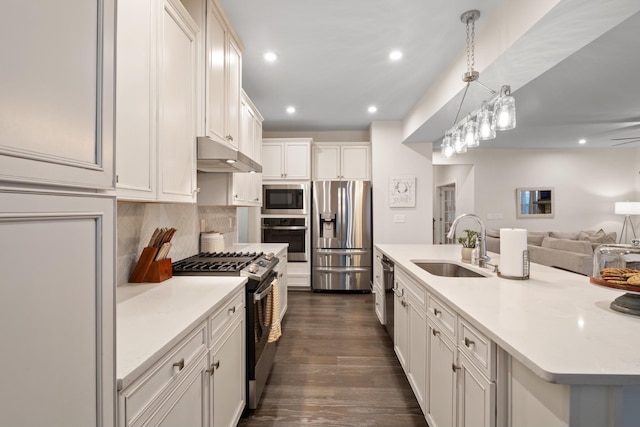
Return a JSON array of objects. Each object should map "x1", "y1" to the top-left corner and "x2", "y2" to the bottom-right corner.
[{"x1": 499, "y1": 228, "x2": 528, "y2": 277}]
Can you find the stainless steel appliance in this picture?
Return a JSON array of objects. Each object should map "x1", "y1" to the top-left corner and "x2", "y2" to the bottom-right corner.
[
  {"x1": 172, "y1": 251, "x2": 279, "y2": 410},
  {"x1": 311, "y1": 180, "x2": 372, "y2": 292},
  {"x1": 381, "y1": 255, "x2": 395, "y2": 339},
  {"x1": 262, "y1": 183, "x2": 308, "y2": 215},
  {"x1": 196, "y1": 136, "x2": 262, "y2": 173},
  {"x1": 261, "y1": 217, "x2": 308, "y2": 262}
]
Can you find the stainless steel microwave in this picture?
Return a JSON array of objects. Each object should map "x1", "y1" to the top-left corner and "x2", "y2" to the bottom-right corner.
[{"x1": 262, "y1": 184, "x2": 308, "y2": 215}]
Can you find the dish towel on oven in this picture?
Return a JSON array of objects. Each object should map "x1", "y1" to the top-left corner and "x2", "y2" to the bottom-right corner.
[{"x1": 267, "y1": 278, "x2": 281, "y2": 342}]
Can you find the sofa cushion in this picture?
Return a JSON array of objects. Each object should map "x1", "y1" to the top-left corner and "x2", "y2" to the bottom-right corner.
[
  {"x1": 541, "y1": 236, "x2": 593, "y2": 255},
  {"x1": 527, "y1": 231, "x2": 550, "y2": 246},
  {"x1": 486, "y1": 228, "x2": 500, "y2": 238},
  {"x1": 578, "y1": 229, "x2": 617, "y2": 250},
  {"x1": 549, "y1": 231, "x2": 580, "y2": 240}
]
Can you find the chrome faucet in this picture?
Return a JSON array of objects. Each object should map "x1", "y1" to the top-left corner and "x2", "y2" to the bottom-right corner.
[{"x1": 446, "y1": 213, "x2": 491, "y2": 268}]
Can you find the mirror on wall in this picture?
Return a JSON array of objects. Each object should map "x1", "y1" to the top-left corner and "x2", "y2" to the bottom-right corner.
[{"x1": 516, "y1": 188, "x2": 554, "y2": 218}]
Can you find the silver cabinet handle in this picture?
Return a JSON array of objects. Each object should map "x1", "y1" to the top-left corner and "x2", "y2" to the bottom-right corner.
[
  {"x1": 172, "y1": 358, "x2": 185, "y2": 372},
  {"x1": 228, "y1": 306, "x2": 236, "y2": 314},
  {"x1": 206, "y1": 361, "x2": 220, "y2": 376},
  {"x1": 433, "y1": 308, "x2": 441, "y2": 316},
  {"x1": 464, "y1": 337, "x2": 475, "y2": 348},
  {"x1": 452, "y1": 363, "x2": 461, "y2": 372},
  {"x1": 226, "y1": 135, "x2": 234, "y2": 141},
  {"x1": 432, "y1": 329, "x2": 440, "y2": 337}
]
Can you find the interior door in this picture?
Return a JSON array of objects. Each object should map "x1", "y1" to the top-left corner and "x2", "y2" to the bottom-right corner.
[{"x1": 437, "y1": 184, "x2": 456, "y2": 244}]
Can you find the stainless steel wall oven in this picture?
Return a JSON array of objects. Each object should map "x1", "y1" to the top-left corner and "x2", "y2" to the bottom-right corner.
[{"x1": 261, "y1": 217, "x2": 308, "y2": 262}]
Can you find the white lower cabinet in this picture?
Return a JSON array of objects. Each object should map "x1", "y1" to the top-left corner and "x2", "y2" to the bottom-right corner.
[
  {"x1": 119, "y1": 289, "x2": 245, "y2": 427},
  {"x1": 427, "y1": 319, "x2": 457, "y2": 427},
  {"x1": 138, "y1": 353, "x2": 209, "y2": 427},
  {"x1": 392, "y1": 264, "x2": 499, "y2": 427},
  {"x1": 210, "y1": 312, "x2": 245, "y2": 427}
]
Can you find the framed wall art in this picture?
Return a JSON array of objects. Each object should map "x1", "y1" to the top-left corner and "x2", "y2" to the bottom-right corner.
[{"x1": 390, "y1": 176, "x2": 415, "y2": 208}]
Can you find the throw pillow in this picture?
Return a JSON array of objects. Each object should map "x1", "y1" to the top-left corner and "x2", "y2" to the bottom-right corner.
[
  {"x1": 549, "y1": 231, "x2": 580, "y2": 240},
  {"x1": 527, "y1": 231, "x2": 549, "y2": 246},
  {"x1": 578, "y1": 229, "x2": 614, "y2": 243},
  {"x1": 541, "y1": 236, "x2": 593, "y2": 255}
]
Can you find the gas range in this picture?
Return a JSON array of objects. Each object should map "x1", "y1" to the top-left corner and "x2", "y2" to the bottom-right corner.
[{"x1": 172, "y1": 251, "x2": 279, "y2": 288}]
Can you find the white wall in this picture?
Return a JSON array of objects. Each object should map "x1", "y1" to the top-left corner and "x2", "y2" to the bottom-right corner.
[
  {"x1": 371, "y1": 121, "x2": 433, "y2": 244},
  {"x1": 433, "y1": 147, "x2": 640, "y2": 237}
]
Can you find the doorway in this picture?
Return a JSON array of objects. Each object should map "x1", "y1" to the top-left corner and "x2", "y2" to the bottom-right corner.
[{"x1": 435, "y1": 184, "x2": 456, "y2": 244}]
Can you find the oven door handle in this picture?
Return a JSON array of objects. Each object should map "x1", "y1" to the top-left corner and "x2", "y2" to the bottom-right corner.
[
  {"x1": 261, "y1": 226, "x2": 307, "y2": 230},
  {"x1": 254, "y1": 279, "x2": 275, "y2": 302}
]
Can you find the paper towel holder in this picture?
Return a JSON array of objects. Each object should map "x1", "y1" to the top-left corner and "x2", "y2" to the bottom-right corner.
[{"x1": 498, "y1": 250, "x2": 530, "y2": 280}]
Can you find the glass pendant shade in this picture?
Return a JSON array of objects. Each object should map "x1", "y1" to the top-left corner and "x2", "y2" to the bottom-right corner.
[
  {"x1": 478, "y1": 102, "x2": 496, "y2": 140},
  {"x1": 495, "y1": 94, "x2": 516, "y2": 131},
  {"x1": 442, "y1": 133, "x2": 455, "y2": 158},
  {"x1": 463, "y1": 116, "x2": 479, "y2": 147},
  {"x1": 453, "y1": 129, "x2": 466, "y2": 153}
]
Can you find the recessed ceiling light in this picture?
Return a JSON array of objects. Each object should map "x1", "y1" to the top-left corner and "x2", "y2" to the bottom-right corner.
[
  {"x1": 578, "y1": 138, "x2": 587, "y2": 144},
  {"x1": 389, "y1": 50, "x2": 403, "y2": 61},
  {"x1": 264, "y1": 51, "x2": 278, "y2": 62},
  {"x1": 368, "y1": 105, "x2": 377, "y2": 114},
  {"x1": 286, "y1": 106, "x2": 296, "y2": 114}
]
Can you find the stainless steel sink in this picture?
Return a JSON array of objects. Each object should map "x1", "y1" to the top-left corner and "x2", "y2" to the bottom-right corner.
[{"x1": 412, "y1": 261, "x2": 488, "y2": 278}]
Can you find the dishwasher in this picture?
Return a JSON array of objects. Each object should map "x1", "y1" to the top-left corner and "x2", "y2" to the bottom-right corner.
[{"x1": 381, "y1": 255, "x2": 395, "y2": 339}]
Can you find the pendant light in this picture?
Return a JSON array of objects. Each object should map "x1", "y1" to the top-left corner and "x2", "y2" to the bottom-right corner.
[{"x1": 440, "y1": 10, "x2": 516, "y2": 157}]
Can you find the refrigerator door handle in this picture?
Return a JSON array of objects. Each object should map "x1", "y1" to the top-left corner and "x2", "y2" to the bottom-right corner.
[
  {"x1": 315, "y1": 267, "x2": 370, "y2": 273},
  {"x1": 314, "y1": 248, "x2": 370, "y2": 255}
]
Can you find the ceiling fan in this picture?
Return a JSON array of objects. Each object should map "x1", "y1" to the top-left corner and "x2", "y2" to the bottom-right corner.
[{"x1": 612, "y1": 136, "x2": 640, "y2": 146}]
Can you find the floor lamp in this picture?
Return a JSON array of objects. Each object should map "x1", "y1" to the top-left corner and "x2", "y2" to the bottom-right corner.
[{"x1": 615, "y1": 202, "x2": 640, "y2": 243}]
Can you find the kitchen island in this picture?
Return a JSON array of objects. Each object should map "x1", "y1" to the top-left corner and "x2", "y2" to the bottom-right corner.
[{"x1": 377, "y1": 244, "x2": 640, "y2": 427}]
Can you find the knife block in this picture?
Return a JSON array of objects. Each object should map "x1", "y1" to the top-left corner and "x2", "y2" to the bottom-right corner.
[{"x1": 129, "y1": 247, "x2": 173, "y2": 283}]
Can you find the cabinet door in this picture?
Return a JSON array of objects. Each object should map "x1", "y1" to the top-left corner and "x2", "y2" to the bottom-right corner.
[
  {"x1": 211, "y1": 313, "x2": 245, "y2": 427},
  {"x1": 285, "y1": 143, "x2": 310, "y2": 180},
  {"x1": 427, "y1": 320, "x2": 457, "y2": 427},
  {"x1": 277, "y1": 263, "x2": 288, "y2": 322},
  {"x1": 262, "y1": 143, "x2": 285, "y2": 179},
  {"x1": 115, "y1": 0, "x2": 156, "y2": 200},
  {"x1": 341, "y1": 146, "x2": 370, "y2": 180},
  {"x1": 205, "y1": 1, "x2": 226, "y2": 143},
  {"x1": 0, "y1": 191, "x2": 115, "y2": 427},
  {"x1": 407, "y1": 296, "x2": 427, "y2": 412},
  {"x1": 313, "y1": 145, "x2": 340, "y2": 180},
  {"x1": 158, "y1": 0, "x2": 198, "y2": 202},
  {"x1": 225, "y1": 37, "x2": 241, "y2": 149},
  {"x1": 0, "y1": 0, "x2": 114, "y2": 190},
  {"x1": 458, "y1": 353, "x2": 495, "y2": 427},
  {"x1": 139, "y1": 354, "x2": 209, "y2": 427},
  {"x1": 394, "y1": 282, "x2": 409, "y2": 371}
]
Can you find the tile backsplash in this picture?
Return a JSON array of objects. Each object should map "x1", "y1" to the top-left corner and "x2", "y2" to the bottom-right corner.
[{"x1": 117, "y1": 202, "x2": 237, "y2": 286}]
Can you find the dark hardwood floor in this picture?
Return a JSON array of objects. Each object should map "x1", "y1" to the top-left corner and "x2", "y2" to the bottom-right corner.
[{"x1": 238, "y1": 290, "x2": 429, "y2": 427}]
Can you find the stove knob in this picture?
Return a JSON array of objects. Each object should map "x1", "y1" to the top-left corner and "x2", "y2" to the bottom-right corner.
[
  {"x1": 247, "y1": 263, "x2": 259, "y2": 274},
  {"x1": 264, "y1": 252, "x2": 275, "y2": 260}
]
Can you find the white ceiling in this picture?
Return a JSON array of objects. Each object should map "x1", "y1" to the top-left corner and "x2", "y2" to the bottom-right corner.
[{"x1": 219, "y1": 0, "x2": 640, "y2": 149}]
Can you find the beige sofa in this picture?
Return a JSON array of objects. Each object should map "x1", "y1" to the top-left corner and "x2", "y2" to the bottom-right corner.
[{"x1": 485, "y1": 229, "x2": 616, "y2": 276}]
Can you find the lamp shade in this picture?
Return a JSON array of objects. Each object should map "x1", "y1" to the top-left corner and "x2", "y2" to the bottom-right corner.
[{"x1": 615, "y1": 202, "x2": 640, "y2": 215}]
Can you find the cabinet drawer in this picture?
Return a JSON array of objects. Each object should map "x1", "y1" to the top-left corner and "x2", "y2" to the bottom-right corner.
[
  {"x1": 209, "y1": 290, "x2": 244, "y2": 347},
  {"x1": 397, "y1": 269, "x2": 426, "y2": 310},
  {"x1": 121, "y1": 321, "x2": 207, "y2": 425},
  {"x1": 458, "y1": 317, "x2": 496, "y2": 380},
  {"x1": 427, "y1": 294, "x2": 457, "y2": 340}
]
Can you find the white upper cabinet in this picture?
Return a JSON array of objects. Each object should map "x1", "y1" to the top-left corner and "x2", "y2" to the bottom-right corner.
[
  {"x1": 115, "y1": 0, "x2": 199, "y2": 203},
  {"x1": 312, "y1": 143, "x2": 371, "y2": 180},
  {"x1": 205, "y1": 0, "x2": 242, "y2": 149},
  {"x1": 263, "y1": 138, "x2": 312, "y2": 181},
  {"x1": 0, "y1": 0, "x2": 115, "y2": 190},
  {"x1": 158, "y1": 0, "x2": 199, "y2": 202}
]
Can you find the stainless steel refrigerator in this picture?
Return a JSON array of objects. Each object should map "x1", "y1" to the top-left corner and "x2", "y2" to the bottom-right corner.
[{"x1": 311, "y1": 180, "x2": 372, "y2": 292}]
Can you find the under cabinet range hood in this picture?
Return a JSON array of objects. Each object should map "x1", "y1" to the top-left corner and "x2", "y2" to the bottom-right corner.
[{"x1": 196, "y1": 136, "x2": 262, "y2": 173}]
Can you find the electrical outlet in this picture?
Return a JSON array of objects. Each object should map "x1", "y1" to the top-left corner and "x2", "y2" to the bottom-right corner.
[{"x1": 394, "y1": 214, "x2": 406, "y2": 223}]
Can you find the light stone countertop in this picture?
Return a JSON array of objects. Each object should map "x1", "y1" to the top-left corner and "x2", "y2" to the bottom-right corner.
[
  {"x1": 116, "y1": 276, "x2": 246, "y2": 390},
  {"x1": 377, "y1": 244, "x2": 640, "y2": 385}
]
